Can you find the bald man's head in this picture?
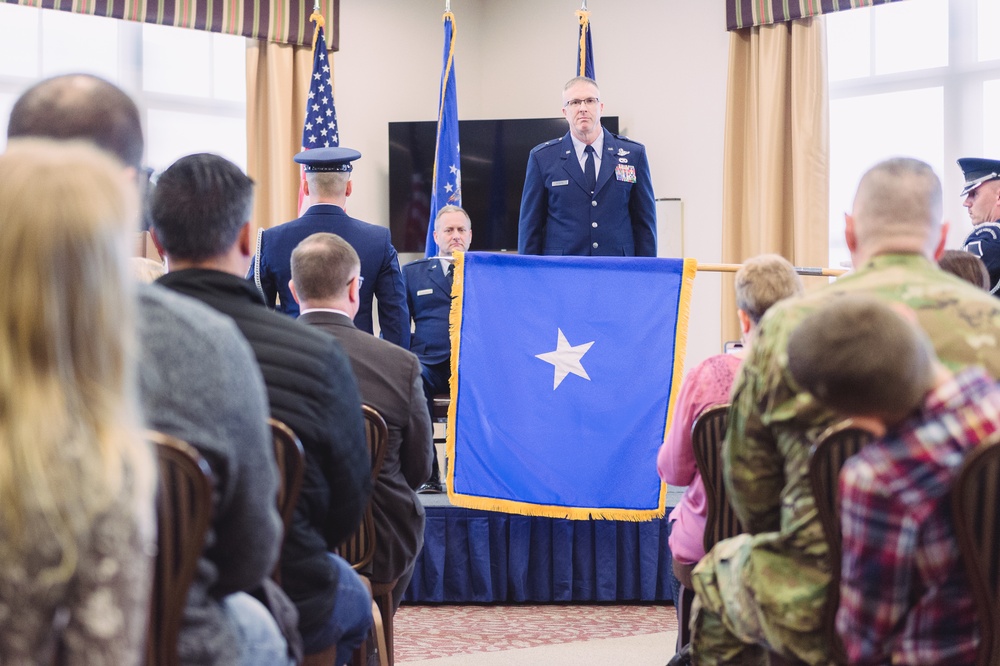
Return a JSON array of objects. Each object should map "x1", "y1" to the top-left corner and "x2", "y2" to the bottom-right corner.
[{"x1": 7, "y1": 74, "x2": 144, "y2": 169}]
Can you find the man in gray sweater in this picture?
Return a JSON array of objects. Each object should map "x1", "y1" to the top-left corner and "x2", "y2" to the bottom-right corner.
[{"x1": 7, "y1": 73, "x2": 293, "y2": 666}]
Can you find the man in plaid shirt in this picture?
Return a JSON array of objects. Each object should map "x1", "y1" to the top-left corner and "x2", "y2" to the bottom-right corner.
[{"x1": 787, "y1": 295, "x2": 993, "y2": 665}]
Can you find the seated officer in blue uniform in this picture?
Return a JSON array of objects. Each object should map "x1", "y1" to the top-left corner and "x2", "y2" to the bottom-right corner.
[
  {"x1": 957, "y1": 157, "x2": 1000, "y2": 295},
  {"x1": 517, "y1": 76, "x2": 657, "y2": 257},
  {"x1": 249, "y1": 147, "x2": 410, "y2": 346},
  {"x1": 402, "y1": 205, "x2": 472, "y2": 493}
]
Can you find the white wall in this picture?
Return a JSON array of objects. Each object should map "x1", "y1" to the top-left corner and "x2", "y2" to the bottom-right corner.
[{"x1": 334, "y1": 0, "x2": 730, "y2": 370}]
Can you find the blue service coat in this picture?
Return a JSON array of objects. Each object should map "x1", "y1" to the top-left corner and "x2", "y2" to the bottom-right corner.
[
  {"x1": 249, "y1": 203, "x2": 410, "y2": 347},
  {"x1": 517, "y1": 128, "x2": 657, "y2": 257},
  {"x1": 963, "y1": 220, "x2": 1000, "y2": 296},
  {"x1": 402, "y1": 257, "x2": 452, "y2": 367}
]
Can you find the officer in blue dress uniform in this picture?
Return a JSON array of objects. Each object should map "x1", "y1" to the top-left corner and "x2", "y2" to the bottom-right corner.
[
  {"x1": 517, "y1": 76, "x2": 657, "y2": 257},
  {"x1": 402, "y1": 205, "x2": 472, "y2": 493},
  {"x1": 249, "y1": 147, "x2": 410, "y2": 346},
  {"x1": 958, "y1": 157, "x2": 1000, "y2": 296}
]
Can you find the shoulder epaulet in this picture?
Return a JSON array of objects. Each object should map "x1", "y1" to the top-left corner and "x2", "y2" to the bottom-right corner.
[
  {"x1": 612, "y1": 132, "x2": 644, "y2": 148},
  {"x1": 404, "y1": 257, "x2": 434, "y2": 270},
  {"x1": 529, "y1": 136, "x2": 564, "y2": 154}
]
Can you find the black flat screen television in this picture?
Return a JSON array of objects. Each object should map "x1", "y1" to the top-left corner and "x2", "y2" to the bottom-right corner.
[{"x1": 388, "y1": 116, "x2": 619, "y2": 253}]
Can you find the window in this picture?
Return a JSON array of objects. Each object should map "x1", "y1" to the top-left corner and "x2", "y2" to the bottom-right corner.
[
  {"x1": 0, "y1": 3, "x2": 246, "y2": 172},
  {"x1": 826, "y1": 0, "x2": 1000, "y2": 267}
]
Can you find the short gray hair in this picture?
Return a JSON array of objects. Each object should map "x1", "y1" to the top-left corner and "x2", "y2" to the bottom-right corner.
[
  {"x1": 852, "y1": 157, "x2": 942, "y2": 255},
  {"x1": 434, "y1": 205, "x2": 471, "y2": 229},
  {"x1": 734, "y1": 254, "x2": 804, "y2": 324}
]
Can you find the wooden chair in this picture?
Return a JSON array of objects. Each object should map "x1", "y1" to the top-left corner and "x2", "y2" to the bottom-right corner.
[
  {"x1": 691, "y1": 404, "x2": 740, "y2": 554},
  {"x1": 145, "y1": 431, "x2": 214, "y2": 666},
  {"x1": 952, "y1": 437, "x2": 1000, "y2": 666},
  {"x1": 676, "y1": 404, "x2": 735, "y2": 650},
  {"x1": 807, "y1": 420, "x2": 873, "y2": 666},
  {"x1": 333, "y1": 405, "x2": 392, "y2": 666},
  {"x1": 269, "y1": 418, "x2": 305, "y2": 585}
]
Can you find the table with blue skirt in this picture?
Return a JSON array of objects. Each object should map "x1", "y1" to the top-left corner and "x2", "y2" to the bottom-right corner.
[{"x1": 401, "y1": 492, "x2": 682, "y2": 604}]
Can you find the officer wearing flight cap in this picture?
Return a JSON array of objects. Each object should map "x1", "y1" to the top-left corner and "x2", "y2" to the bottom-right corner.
[
  {"x1": 957, "y1": 157, "x2": 1000, "y2": 295},
  {"x1": 250, "y1": 146, "x2": 410, "y2": 347}
]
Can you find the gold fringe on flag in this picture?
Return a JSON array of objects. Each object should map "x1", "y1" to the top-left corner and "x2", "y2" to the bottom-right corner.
[{"x1": 575, "y1": 9, "x2": 590, "y2": 77}]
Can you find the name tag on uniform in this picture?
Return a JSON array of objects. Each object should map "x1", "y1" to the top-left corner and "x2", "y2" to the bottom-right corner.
[
  {"x1": 551, "y1": 179, "x2": 569, "y2": 187},
  {"x1": 417, "y1": 288, "x2": 434, "y2": 296},
  {"x1": 615, "y1": 164, "x2": 636, "y2": 183}
]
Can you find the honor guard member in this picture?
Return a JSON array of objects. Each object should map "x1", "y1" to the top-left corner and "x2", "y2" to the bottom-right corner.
[
  {"x1": 957, "y1": 157, "x2": 1000, "y2": 295},
  {"x1": 517, "y1": 76, "x2": 657, "y2": 257},
  {"x1": 250, "y1": 146, "x2": 410, "y2": 346}
]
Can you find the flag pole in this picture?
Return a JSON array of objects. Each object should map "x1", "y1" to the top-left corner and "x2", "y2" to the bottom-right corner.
[{"x1": 695, "y1": 262, "x2": 847, "y2": 277}]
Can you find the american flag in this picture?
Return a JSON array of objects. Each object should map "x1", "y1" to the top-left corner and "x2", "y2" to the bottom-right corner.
[
  {"x1": 302, "y1": 16, "x2": 339, "y2": 150},
  {"x1": 426, "y1": 11, "x2": 461, "y2": 258}
]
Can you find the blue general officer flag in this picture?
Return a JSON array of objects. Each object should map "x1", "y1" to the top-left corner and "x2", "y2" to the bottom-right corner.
[
  {"x1": 576, "y1": 9, "x2": 595, "y2": 79},
  {"x1": 445, "y1": 253, "x2": 696, "y2": 520},
  {"x1": 426, "y1": 11, "x2": 461, "y2": 258}
]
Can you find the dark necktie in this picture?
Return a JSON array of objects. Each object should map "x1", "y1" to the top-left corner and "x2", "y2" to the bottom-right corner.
[
  {"x1": 447, "y1": 262, "x2": 454, "y2": 287},
  {"x1": 584, "y1": 145, "x2": 597, "y2": 194}
]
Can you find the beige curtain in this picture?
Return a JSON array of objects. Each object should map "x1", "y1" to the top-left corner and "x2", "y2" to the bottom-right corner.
[
  {"x1": 246, "y1": 39, "x2": 317, "y2": 234},
  {"x1": 720, "y1": 17, "x2": 829, "y2": 343}
]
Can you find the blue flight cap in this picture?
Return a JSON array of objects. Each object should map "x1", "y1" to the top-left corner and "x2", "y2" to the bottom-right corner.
[
  {"x1": 294, "y1": 146, "x2": 361, "y2": 172},
  {"x1": 958, "y1": 157, "x2": 1000, "y2": 196}
]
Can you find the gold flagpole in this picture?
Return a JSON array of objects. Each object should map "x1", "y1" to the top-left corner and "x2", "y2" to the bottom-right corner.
[{"x1": 695, "y1": 262, "x2": 848, "y2": 277}]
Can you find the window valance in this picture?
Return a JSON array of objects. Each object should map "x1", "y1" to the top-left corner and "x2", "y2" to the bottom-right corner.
[
  {"x1": 5, "y1": 0, "x2": 338, "y2": 48},
  {"x1": 727, "y1": 0, "x2": 903, "y2": 31}
]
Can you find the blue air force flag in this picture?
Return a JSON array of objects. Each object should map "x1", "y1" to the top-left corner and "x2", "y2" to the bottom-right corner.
[
  {"x1": 446, "y1": 253, "x2": 696, "y2": 520},
  {"x1": 426, "y1": 11, "x2": 461, "y2": 258}
]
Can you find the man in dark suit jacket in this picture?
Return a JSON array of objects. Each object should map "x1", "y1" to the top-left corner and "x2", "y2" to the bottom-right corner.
[
  {"x1": 402, "y1": 205, "x2": 472, "y2": 492},
  {"x1": 517, "y1": 76, "x2": 657, "y2": 257},
  {"x1": 290, "y1": 232, "x2": 433, "y2": 612},
  {"x1": 248, "y1": 147, "x2": 410, "y2": 347},
  {"x1": 150, "y1": 153, "x2": 373, "y2": 665}
]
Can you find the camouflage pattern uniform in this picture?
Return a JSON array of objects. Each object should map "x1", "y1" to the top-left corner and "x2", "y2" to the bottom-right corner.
[{"x1": 690, "y1": 253, "x2": 1000, "y2": 665}]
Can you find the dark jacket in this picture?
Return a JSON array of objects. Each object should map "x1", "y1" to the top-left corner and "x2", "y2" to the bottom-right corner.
[
  {"x1": 249, "y1": 203, "x2": 410, "y2": 347},
  {"x1": 298, "y1": 311, "x2": 433, "y2": 585},
  {"x1": 157, "y1": 269, "x2": 370, "y2": 634},
  {"x1": 137, "y1": 284, "x2": 281, "y2": 666}
]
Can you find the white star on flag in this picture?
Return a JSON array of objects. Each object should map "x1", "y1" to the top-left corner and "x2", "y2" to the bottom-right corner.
[
  {"x1": 535, "y1": 328, "x2": 594, "y2": 390},
  {"x1": 444, "y1": 183, "x2": 453, "y2": 193}
]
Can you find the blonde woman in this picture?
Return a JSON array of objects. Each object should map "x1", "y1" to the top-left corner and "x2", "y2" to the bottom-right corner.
[{"x1": 0, "y1": 139, "x2": 156, "y2": 665}]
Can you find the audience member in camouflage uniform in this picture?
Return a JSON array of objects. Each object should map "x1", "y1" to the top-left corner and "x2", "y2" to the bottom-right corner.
[{"x1": 689, "y1": 157, "x2": 1000, "y2": 665}]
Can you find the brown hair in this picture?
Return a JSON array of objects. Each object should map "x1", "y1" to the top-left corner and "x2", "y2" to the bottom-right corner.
[
  {"x1": 938, "y1": 249, "x2": 989, "y2": 290},
  {"x1": 787, "y1": 295, "x2": 934, "y2": 421}
]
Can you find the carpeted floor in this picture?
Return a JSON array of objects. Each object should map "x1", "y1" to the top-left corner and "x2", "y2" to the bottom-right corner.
[{"x1": 394, "y1": 604, "x2": 679, "y2": 664}]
